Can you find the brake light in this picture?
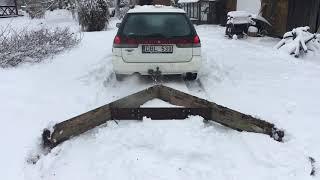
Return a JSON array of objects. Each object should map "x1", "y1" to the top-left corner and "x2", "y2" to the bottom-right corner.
[
  {"x1": 176, "y1": 35, "x2": 201, "y2": 48},
  {"x1": 193, "y1": 35, "x2": 200, "y2": 44},
  {"x1": 113, "y1": 36, "x2": 138, "y2": 48},
  {"x1": 114, "y1": 36, "x2": 121, "y2": 44}
]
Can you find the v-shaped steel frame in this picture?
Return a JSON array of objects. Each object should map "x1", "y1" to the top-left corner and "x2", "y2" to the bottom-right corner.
[{"x1": 43, "y1": 85, "x2": 284, "y2": 149}]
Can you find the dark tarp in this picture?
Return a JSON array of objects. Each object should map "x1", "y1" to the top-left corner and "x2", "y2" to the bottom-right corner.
[{"x1": 287, "y1": 0, "x2": 320, "y2": 33}]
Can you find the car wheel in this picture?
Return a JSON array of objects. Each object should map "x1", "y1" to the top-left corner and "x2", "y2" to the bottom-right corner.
[{"x1": 184, "y1": 73, "x2": 197, "y2": 81}]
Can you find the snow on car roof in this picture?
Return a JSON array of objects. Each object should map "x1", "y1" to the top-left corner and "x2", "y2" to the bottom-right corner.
[{"x1": 127, "y1": 5, "x2": 186, "y2": 13}]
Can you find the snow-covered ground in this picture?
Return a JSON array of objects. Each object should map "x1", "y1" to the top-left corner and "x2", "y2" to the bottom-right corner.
[{"x1": 1, "y1": 10, "x2": 320, "y2": 180}]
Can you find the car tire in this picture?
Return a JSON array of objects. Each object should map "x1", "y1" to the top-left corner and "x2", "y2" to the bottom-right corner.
[
  {"x1": 184, "y1": 73, "x2": 197, "y2": 81},
  {"x1": 115, "y1": 74, "x2": 125, "y2": 81}
]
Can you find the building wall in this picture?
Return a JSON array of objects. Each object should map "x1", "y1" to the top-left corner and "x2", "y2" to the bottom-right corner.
[
  {"x1": 236, "y1": 0, "x2": 261, "y2": 14},
  {"x1": 287, "y1": 0, "x2": 320, "y2": 33},
  {"x1": 261, "y1": 0, "x2": 288, "y2": 37}
]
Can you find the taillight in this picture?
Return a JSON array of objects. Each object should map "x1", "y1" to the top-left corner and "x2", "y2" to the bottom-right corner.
[
  {"x1": 194, "y1": 35, "x2": 200, "y2": 44},
  {"x1": 113, "y1": 36, "x2": 138, "y2": 48},
  {"x1": 176, "y1": 35, "x2": 201, "y2": 48},
  {"x1": 114, "y1": 36, "x2": 121, "y2": 44}
]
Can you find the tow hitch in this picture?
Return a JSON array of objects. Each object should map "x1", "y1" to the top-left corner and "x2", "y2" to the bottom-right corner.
[{"x1": 148, "y1": 67, "x2": 162, "y2": 82}]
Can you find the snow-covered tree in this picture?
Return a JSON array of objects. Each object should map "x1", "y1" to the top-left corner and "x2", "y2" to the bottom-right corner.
[
  {"x1": 115, "y1": 0, "x2": 130, "y2": 18},
  {"x1": 275, "y1": 26, "x2": 320, "y2": 58},
  {"x1": 77, "y1": 0, "x2": 110, "y2": 32}
]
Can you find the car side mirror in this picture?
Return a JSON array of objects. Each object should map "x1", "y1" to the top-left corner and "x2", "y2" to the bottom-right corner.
[{"x1": 116, "y1": 23, "x2": 121, "y2": 28}]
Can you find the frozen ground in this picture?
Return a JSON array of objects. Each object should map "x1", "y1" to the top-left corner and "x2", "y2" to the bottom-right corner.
[{"x1": 1, "y1": 10, "x2": 320, "y2": 180}]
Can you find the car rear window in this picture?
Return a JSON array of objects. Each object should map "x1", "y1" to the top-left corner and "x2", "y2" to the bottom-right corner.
[{"x1": 121, "y1": 13, "x2": 193, "y2": 38}]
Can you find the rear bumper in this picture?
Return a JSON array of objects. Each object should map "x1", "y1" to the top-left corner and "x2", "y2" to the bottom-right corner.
[{"x1": 112, "y1": 56, "x2": 201, "y2": 75}]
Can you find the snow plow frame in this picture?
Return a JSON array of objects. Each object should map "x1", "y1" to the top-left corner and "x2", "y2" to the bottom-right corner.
[{"x1": 43, "y1": 85, "x2": 284, "y2": 149}]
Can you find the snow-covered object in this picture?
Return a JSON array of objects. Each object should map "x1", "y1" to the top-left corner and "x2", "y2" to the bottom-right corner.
[
  {"x1": 227, "y1": 11, "x2": 271, "y2": 26},
  {"x1": 232, "y1": 34, "x2": 238, "y2": 40},
  {"x1": 227, "y1": 11, "x2": 251, "y2": 25},
  {"x1": 228, "y1": 11, "x2": 251, "y2": 18},
  {"x1": 275, "y1": 26, "x2": 320, "y2": 58},
  {"x1": 248, "y1": 26, "x2": 258, "y2": 33}
]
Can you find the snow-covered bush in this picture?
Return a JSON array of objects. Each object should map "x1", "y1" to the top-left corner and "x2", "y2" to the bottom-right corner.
[
  {"x1": 118, "y1": 6, "x2": 129, "y2": 19},
  {"x1": 275, "y1": 26, "x2": 320, "y2": 58},
  {"x1": 77, "y1": 0, "x2": 110, "y2": 32},
  {"x1": 0, "y1": 27, "x2": 80, "y2": 68}
]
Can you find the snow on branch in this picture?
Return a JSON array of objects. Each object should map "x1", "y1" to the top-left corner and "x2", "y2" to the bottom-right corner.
[
  {"x1": 77, "y1": 0, "x2": 110, "y2": 32},
  {"x1": 0, "y1": 26, "x2": 81, "y2": 68},
  {"x1": 275, "y1": 26, "x2": 320, "y2": 58}
]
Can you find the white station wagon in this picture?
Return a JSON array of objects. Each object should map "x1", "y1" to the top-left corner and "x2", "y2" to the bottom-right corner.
[{"x1": 112, "y1": 5, "x2": 201, "y2": 81}]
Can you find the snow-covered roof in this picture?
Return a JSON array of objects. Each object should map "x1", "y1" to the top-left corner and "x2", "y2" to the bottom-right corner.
[
  {"x1": 227, "y1": 11, "x2": 251, "y2": 18},
  {"x1": 128, "y1": 5, "x2": 186, "y2": 13}
]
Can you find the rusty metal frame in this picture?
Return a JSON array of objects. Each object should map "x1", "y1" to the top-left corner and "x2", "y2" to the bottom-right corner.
[{"x1": 43, "y1": 85, "x2": 284, "y2": 149}]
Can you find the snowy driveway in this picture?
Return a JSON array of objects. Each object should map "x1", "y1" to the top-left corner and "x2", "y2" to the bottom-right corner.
[{"x1": 0, "y1": 11, "x2": 320, "y2": 180}]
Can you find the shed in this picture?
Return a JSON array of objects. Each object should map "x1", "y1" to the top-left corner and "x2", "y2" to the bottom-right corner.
[
  {"x1": 0, "y1": 0, "x2": 18, "y2": 17},
  {"x1": 178, "y1": 0, "x2": 236, "y2": 25},
  {"x1": 261, "y1": 0, "x2": 320, "y2": 37}
]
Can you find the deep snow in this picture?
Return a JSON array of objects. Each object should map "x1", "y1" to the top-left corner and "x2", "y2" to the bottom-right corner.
[{"x1": 0, "y1": 10, "x2": 320, "y2": 180}]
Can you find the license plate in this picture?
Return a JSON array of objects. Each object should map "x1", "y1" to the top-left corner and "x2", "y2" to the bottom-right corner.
[{"x1": 142, "y1": 45, "x2": 173, "y2": 53}]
